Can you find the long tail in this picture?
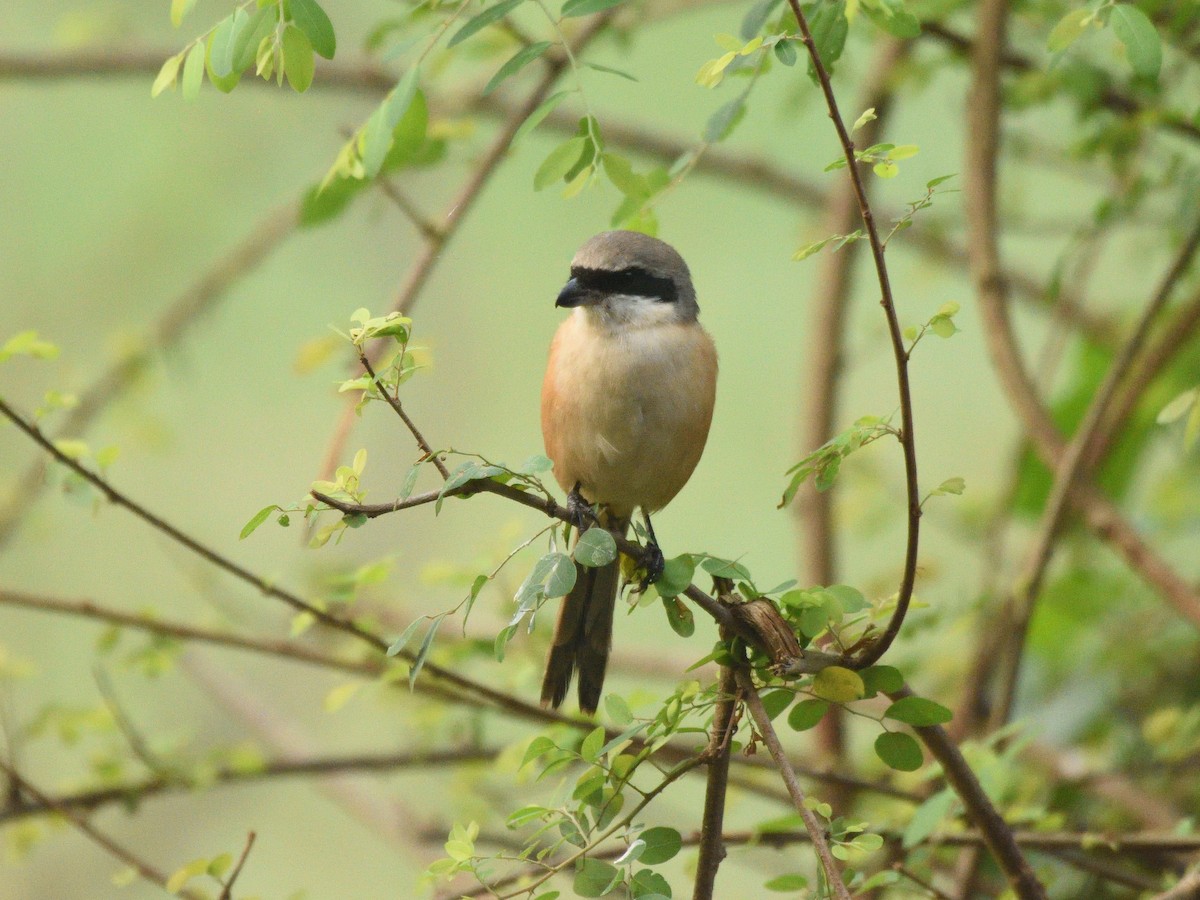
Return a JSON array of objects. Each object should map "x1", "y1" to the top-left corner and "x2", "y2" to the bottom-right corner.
[{"x1": 541, "y1": 520, "x2": 627, "y2": 715}]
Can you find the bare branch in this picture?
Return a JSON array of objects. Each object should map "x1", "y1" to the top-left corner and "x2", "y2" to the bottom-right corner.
[
  {"x1": 0, "y1": 759, "x2": 206, "y2": 900},
  {"x1": 692, "y1": 665, "x2": 739, "y2": 900},
  {"x1": 735, "y1": 667, "x2": 850, "y2": 899}
]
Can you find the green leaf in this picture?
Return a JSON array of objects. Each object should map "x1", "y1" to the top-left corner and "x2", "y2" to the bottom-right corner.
[
  {"x1": 1110, "y1": 4, "x2": 1161, "y2": 80},
  {"x1": 861, "y1": 1, "x2": 920, "y2": 38},
  {"x1": 703, "y1": 96, "x2": 746, "y2": 143},
  {"x1": 851, "y1": 107, "x2": 877, "y2": 134},
  {"x1": 806, "y1": 0, "x2": 848, "y2": 75},
  {"x1": 171, "y1": 0, "x2": 199, "y2": 28},
  {"x1": 151, "y1": 53, "x2": 183, "y2": 97},
  {"x1": 361, "y1": 67, "x2": 420, "y2": 178},
  {"x1": 773, "y1": 39, "x2": 797, "y2": 66},
  {"x1": 513, "y1": 90, "x2": 572, "y2": 145},
  {"x1": 933, "y1": 476, "x2": 965, "y2": 496},
  {"x1": 884, "y1": 696, "x2": 952, "y2": 726},
  {"x1": 792, "y1": 237, "x2": 832, "y2": 261},
  {"x1": 859, "y1": 664, "x2": 903, "y2": 696},
  {"x1": 386, "y1": 616, "x2": 428, "y2": 657},
  {"x1": 240, "y1": 505, "x2": 279, "y2": 539},
  {"x1": 208, "y1": 15, "x2": 239, "y2": 78},
  {"x1": 181, "y1": 43, "x2": 205, "y2": 99},
  {"x1": 544, "y1": 552, "x2": 578, "y2": 598},
  {"x1": 663, "y1": 597, "x2": 694, "y2": 637},
  {"x1": 408, "y1": 613, "x2": 445, "y2": 689},
  {"x1": 875, "y1": 731, "x2": 923, "y2": 771},
  {"x1": 1156, "y1": 389, "x2": 1198, "y2": 425},
  {"x1": 811, "y1": 666, "x2": 864, "y2": 702},
  {"x1": 534, "y1": 137, "x2": 588, "y2": 190},
  {"x1": 764, "y1": 873, "x2": 808, "y2": 891},
  {"x1": 630, "y1": 868, "x2": 670, "y2": 899},
  {"x1": 637, "y1": 826, "x2": 681, "y2": 864},
  {"x1": 787, "y1": 698, "x2": 829, "y2": 731},
  {"x1": 873, "y1": 161, "x2": 899, "y2": 178},
  {"x1": 903, "y1": 789, "x2": 955, "y2": 847},
  {"x1": 166, "y1": 858, "x2": 209, "y2": 894},
  {"x1": 574, "y1": 858, "x2": 621, "y2": 897},
  {"x1": 741, "y1": 0, "x2": 784, "y2": 38},
  {"x1": 580, "y1": 725, "x2": 605, "y2": 761},
  {"x1": 562, "y1": 0, "x2": 625, "y2": 17},
  {"x1": 484, "y1": 41, "x2": 552, "y2": 95},
  {"x1": 604, "y1": 693, "x2": 632, "y2": 726},
  {"x1": 207, "y1": 853, "x2": 233, "y2": 878},
  {"x1": 448, "y1": 0, "x2": 525, "y2": 48},
  {"x1": 1048, "y1": 8, "x2": 1092, "y2": 52},
  {"x1": 584, "y1": 62, "x2": 637, "y2": 81},
  {"x1": 234, "y1": 5, "x2": 278, "y2": 71},
  {"x1": 574, "y1": 527, "x2": 617, "y2": 567},
  {"x1": 655, "y1": 554, "x2": 694, "y2": 599},
  {"x1": 0, "y1": 330, "x2": 59, "y2": 361},
  {"x1": 760, "y1": 689, "x2": 794, "y2": 720},
  {"x1": 282, "y1": 24, "x2": 315, "y2": 92},
  {"x1": 289, "y1": 0, "x2": 336, "y2": 59}
]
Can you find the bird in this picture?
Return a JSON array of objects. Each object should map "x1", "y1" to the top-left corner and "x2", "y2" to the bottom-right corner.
[{"x1": 539, "y1": 230, "x2": 718, "y2": 714}]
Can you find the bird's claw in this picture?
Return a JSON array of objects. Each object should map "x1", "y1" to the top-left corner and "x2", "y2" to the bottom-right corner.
[
  {"x1": 566, "y1": 485, "x2": 600, "y2": 534},
  {"x1": 638, "y1": 541, "x2": 665, "y2": 591}
]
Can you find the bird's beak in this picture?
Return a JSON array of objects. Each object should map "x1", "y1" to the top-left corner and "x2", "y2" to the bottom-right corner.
[{"x1": 555, "y1": 278, "x2": 596, "y2": 308}]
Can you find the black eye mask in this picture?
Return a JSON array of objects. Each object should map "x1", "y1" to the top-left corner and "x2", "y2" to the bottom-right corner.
[{"x1": 569, "y1": 265, "x2": 678, "y2": 304}]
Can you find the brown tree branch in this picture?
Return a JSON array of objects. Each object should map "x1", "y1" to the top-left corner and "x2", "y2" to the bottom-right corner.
[
  {"x1": 736, "y1": 667, "x2": 850, "y2": 899},
  {"x1": 218, "y1": 831, "x2": 256, "y2": 900},
  {"x1": 692, "y1": 665, "x2": 739, "y2": 900},
  {"x1": 0, "y1": 759, "x2": 206, "y2": 900},
  {"x1": 0, "y1": 397, "x2": 598, "y2": 727},
  {"x1": 887, "y1": 682, "x2": 1046, "y2": 898},
  {"x1": 784, "y1": 2, "x2": 920, "y2": 670}
]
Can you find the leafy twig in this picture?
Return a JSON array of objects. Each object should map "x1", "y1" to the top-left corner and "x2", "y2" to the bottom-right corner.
[{"x1": 783, "y1": 0, "x2": 920, "y2": 671}]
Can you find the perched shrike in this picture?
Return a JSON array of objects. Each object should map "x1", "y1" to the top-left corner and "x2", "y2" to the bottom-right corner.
[{"x1": 540, "y1": 231, "x2": 718, "y2": 714}]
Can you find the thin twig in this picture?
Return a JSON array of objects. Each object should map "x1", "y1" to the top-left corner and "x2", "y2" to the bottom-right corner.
[
  {"x1": 0, "y1": 398, "x2": 598, "y2": 724},
  {"x1": 93, "y1": 666, "x2": 176, "y2": 778},
  {"x1": 318, "y1": 14, "x2": 616, "y2": 480},
  {"x1": 358, "y1": 351, "x2": 450, "y2": 477},
  {"x1": 736, "y1": 667, "x2": 850, "y2": 899},
  {"x1": 0, "y1": 759, "x2": 206, "y2": 900},
  {"x1": 1088, "y1": 283, "x2": 1200, "y2": 468},
  {"x1": 784, "y1": 0, "x2": 921, "y2": 670},
  {"x1": 0, "y1": 747, "x2": 499, "y2": 826},
  {"x1": 692, "y1": 665, "x2": 739, "y2": 900},
  {"x1": 797, "y1": 34, "x2": 909, "y2": 792},
  {"x1": 218, "y1": 831, "x2": 257, "y2": 900}
]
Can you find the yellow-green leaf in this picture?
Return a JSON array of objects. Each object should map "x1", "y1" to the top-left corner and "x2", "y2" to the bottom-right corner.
[
  {"x1": 151, "y1": 53, "x2": 183, "y2": 97},
  {"x1": 811, "y1": 666, "x2": 865, "y2": 702},
  {"x1": 282, "y1": 24, "x2": 315, "y2": 92}
]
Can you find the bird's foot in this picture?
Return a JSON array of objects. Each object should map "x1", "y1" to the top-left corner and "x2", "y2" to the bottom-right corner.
[
  {"x1": 566, "y1": 484, "x2": 600, "y2": 534},
  {"x1": 637, "y1": 541, "x2": 665, "y2": 591}
]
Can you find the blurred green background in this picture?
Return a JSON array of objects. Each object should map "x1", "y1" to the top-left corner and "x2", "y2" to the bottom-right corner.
[{"x1": 0, "y1": 0, "x2": 1170, "y2": 897}]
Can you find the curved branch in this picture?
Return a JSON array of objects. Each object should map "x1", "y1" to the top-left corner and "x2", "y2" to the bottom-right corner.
[{"x1": 784, "y1": 2, "x2": 919, "y2": 669}]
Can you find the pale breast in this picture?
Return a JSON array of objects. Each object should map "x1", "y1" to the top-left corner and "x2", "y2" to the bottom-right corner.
[{"x1": 541, "y1": 312, "x2": 717, "y2": 517}]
